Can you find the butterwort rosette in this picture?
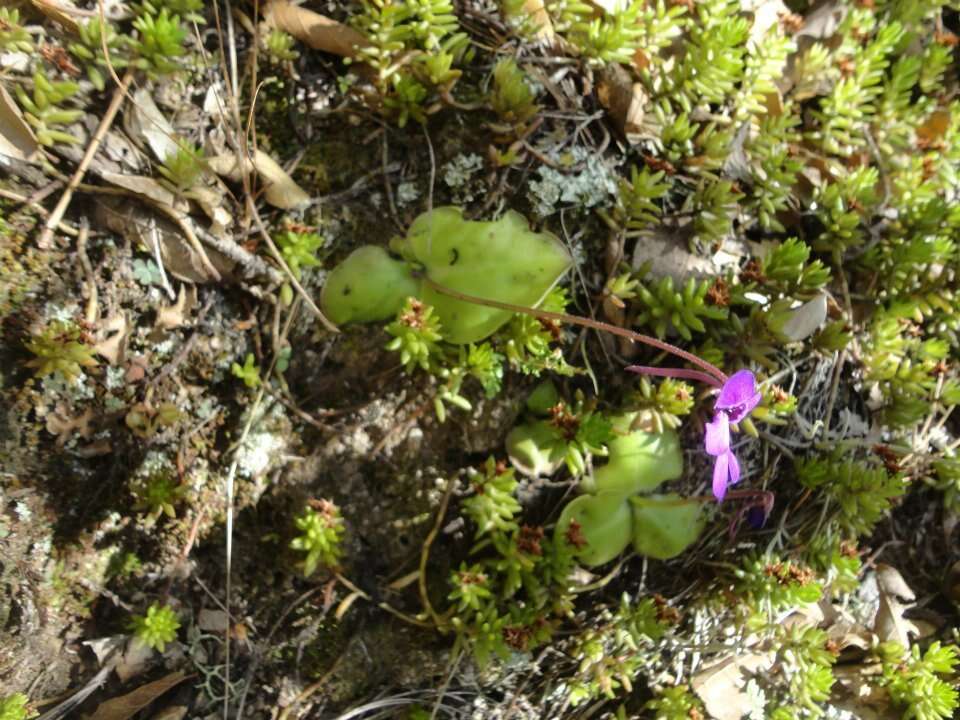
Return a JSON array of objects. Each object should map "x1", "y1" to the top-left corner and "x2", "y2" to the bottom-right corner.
[{"x1": 705, "y1": 369, "x2": 761, "y2": 501}]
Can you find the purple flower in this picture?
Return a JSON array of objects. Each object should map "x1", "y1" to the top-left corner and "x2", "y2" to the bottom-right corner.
[{"x1": 705, "y1": 370, "x2": 761, "y2": 501}]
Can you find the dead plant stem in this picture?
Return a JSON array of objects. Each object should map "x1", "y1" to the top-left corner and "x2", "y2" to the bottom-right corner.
[
  {"x1": 38, "y1": 70, "x2": 134, "y2": 248},
  {"x1": 419, "y1": 479, "x2": 455, "y2": 631}
]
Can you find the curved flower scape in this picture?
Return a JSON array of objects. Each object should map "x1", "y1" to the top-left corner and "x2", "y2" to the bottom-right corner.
[{"x1": 705, "y1": 369, "x2": 761, "y2": 501}]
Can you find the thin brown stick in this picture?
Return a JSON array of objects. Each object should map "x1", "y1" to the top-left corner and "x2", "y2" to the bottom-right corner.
[
  {"x1": 38, "y1": 70, "x2": 135, "y2": 247},
  {"x1": 0, "y1": 188, "x2": 79, "y2": 237},
  {"x1": 75, "y1": 221, "x2": 98, "y2": 323},
  {"x1": 247, "y1": 197, "x2": 340, "y2": 333},
  {"x1": 419, "y1": 479, "x2": 455, "y2": 630},
  {"x1": 334, "y1": 572, "x2": 433, "y2": 628}
]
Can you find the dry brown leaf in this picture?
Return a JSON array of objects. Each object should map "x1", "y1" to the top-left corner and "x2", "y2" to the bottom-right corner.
[
  {"x1": 115, "y1": 637, "x2": 155, "y2": 684},
  {"x1": 154, "y1": 284, "x2": 195, "y2": 330},
  {"x1": 917, "y1": 110, "x2": 951, "y2": 146},
  {"x1": 46, "y1": 404, "x2": 94, "y2": 445},
  {"x1": 96, "y1": 198, "x2": 232, "y2": 284},
  {"x1": 873, "y1": 564, "x2": 919, "y2": 646},
  {"x1": 88, "y1": 672, "x2": 189, "y2": 720},
  {"x1": 29, "y1": 0, "x2": 81, "y2": 33},
  {"x1": 207, "y1": 150, "x2": 310, "y2": 210},
  {"x1": 781, "y1": 293, "x2": 828, "y2": 342},
  {"x1": 742, "y1": 0, "x2": 791, "y2": 45},
  {"x1": 151, "y1": 706, "x2": 188, "y2": 720},
  {"x1": 124, "y1": 88, "x2": 178, "y2": 162},
  {"x1": 796, "y1": 0, "x2": 847, "y2": 42},
  {"x1": 101, "y1": 171, "x2": 177, "y2": 208},
  {"x1": 263, "y1": 0, "x2": 368, "y2": 58},
  {"x1": 520, "y1": 0, "x2": 555, "y2": 39},
  {"x1": 692, "y1": 652, "x2": 774, "y2": 720},
  {"x1": 0, "y1": 84, "x2": 39, "y2": 163},
  {"x1": 596, "y1": 64, "x2": 646, "y2": 144},
  {"x1": 95, "y1": 314, "x2": 129, "y2": 365}
]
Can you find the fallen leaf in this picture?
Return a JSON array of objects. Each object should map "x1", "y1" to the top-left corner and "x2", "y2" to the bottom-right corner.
[
  {"x1": 83, "y1": 635, "x2": 127, "y2": 667},
  {"x1": 519, "y1": 0, "x2": 555, "y2": 40},
  {"x1": 207, "y1": 150, "x2": 310, "y2": 210},
  {"x1": 115, "y1": 636, "x2": 156, "y2": 683},
  {"x1": 101, "y1": 171, "x2": 176, "y2": 208},
  {"x1": 335, "y1": 591, "x2": 361, "y2": 621},
  {"x1": 95, "y1": 314, "x2": 129, "y2": 365},
  {"x1": 88, "y1": 672, "x2": 189, "y2": 720},
  {"x1": 873, "y1": 564, "x2": 919, "y2": 646},
  {"x1": 596, "y1": 63, "x2": 646, "y2": 144},
  {"x1": 796, "y1": 0, "x2": 847, "y2": 42},
  {"x1": 692, "y1": 651, "x2": 774, "y2": 720},
  {"x1": 263, "y1": 0, "x2": 368, "y2": 58},
  {"x1": 741, "y1": 0, "x2": 791, "y2": 45},
  {"x1": 154, "y1": 285, "x2": 195, "y2": 330},
  {"x1": 189, "y1": 185, "x2": 232, "y2": 232},
  {"x1": 96, "y1": 197, "x2": 234, "y2": 283},
  {"x1": 29, "y1": 0, "x2": 81, "y2": 33},
  {"x1": 124, "y1": 87, "x2": 179, "y2": 162},
  {"x1": 781, "y1": 293, "x2": 828, "y2": 342},
  {"x1": 151, "y1": 706, "x2": 188, "y2": 720},
  {"x1": 0, "y1": 84, "x2": 39, "y2": 163},
  {"x1": 833, "y1": 665, "x2": 896, "y2": 719},
  {"x1": 46, "y1": 404, "x2": 95, "y2": 445}
]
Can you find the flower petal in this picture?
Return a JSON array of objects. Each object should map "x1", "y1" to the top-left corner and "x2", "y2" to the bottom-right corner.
[
  {"x1": 704, "y1": 412, "x2": 730, "y2": 456},
  {"x1": 716, "y1": 369, "x2": 757, "y2": 410},
  {"x1": 712, "y1": 452, "x2": 729, "y2": 501},
  {"x1": 726, "y1": 449, "x2": 741, "y2": 487}
]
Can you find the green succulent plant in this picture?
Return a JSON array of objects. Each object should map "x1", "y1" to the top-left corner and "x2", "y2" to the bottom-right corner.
[
  {"x1": 322, "y1": 207, "x2": 572, "y2": 343},
  {"x1": 231, "y1": 353, "x2": 261, "y2": 388},
  {"x1": 0, "y1": 693, "x2": 32, "y2": 720},
  {"x1": 132, "y1": 469, "x2": 186, "y2": 523},
  {"x1": 489, "y1": 58, "x2": 539, "y2": 127},
  {"x1": 385, "y1": 297, "x2": 444, "y2": 372},
  {"x1": 290, "y1": 500, "x2": 345, "y2": 576},
  {"x1": 880, "y1": 641, "x2": 959, "y2": 720},
  {"x1": 15, "y1": 72, "x2": 84, "y2": 147},
  {"x1": 25, "y1": 320, "x2": 98, "y2": 382},
  {"x1": 0, "y1": 9, "x2": 33, "y2": 53},
  {"x1": 70, "y1": 17, "x2": 129, "y2": 91},
  {"x1": 130, "y1": 603, "x2": 181, "y2": 652},
  {"x1": 158, "y1": 141, "x2": 205, "y2": 194},
  {"x1": 132, "y1": 8, "x2": 188, "y2": 77}
]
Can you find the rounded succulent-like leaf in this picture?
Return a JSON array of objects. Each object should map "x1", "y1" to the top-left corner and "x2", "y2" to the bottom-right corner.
[
  {"x1": 396, "y1": 206, "x2": 572, "y2": 343},
  {"x1": 580, "y1": 415, "x2": 683, "y2": 495},
  {"x1": 506, "y1": 419, "x2": 566, "y2": 478},
  {"x1": 320, "y1": 245, "x2": 418, "y2": 324},
  {"x1": 555, "y1": 492, "x2": 632, "y2": 567},
  {"x1": 629, "y1": 493, "x2": 705, "y2": 560}
]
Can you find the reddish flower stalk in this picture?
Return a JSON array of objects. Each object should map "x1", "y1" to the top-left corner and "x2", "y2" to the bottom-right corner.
[
  {"x1": 420, "y1": 276, "x2": 729, "y2": 383},
  {"x1": 624, "y1": 364, "x2": 723, "y2": 388}
]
